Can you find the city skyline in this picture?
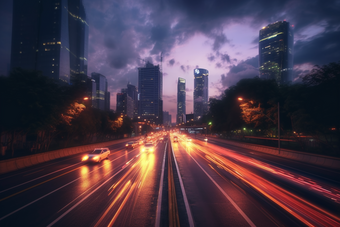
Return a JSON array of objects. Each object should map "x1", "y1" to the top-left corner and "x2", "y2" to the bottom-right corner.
[{"x1": 1, "y1": 0, "x2": 339, "y2": 122}]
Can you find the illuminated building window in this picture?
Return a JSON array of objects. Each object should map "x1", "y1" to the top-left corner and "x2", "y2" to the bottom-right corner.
[
  {"x1": 45, "y1": 48, "x2": 50, "y2": 51},
  {"x1": 52, "y1": 64, "x2": 54, "y2": 66},
  {"x1": 19, "y1": 51, "x2": 22, "y2": 54},
  {"x1": 52, "y1": 71, "x2": 54, "y2": 73},
  {"x1": 57, "y1": 41, "x2": 61, "y2": 44},
  {"x1": 43, "y1": 43, "x2": 46, "y2": 45}
]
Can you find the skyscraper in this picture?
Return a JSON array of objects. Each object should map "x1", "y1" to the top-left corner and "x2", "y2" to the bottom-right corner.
[
  {"x1": 116, "y1": 92, "x2": 134, "y2": 118},
  {"x1": 10, "y1": 0, "x2": 88, "y2": 84},
  {"x1": 177, "y1": 78, "x2": 186, "y2": 124},
  {"x1": 259, "y1": 21, "x2": 294, "y2": 85},
  {"x1": 127, "y1": 83, "x2": 138, "y2": 118},
  {"x1": 193, "y1": 68, "x2": 209, "y2": 120},
  {"x1": 91, "y1": 72, "x2": 108, "y2": 111},
  {"x1": 138, "y1": 62, "x2": 163, "y2": 125}
]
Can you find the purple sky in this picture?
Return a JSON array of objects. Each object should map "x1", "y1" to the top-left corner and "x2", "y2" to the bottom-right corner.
[{"x1": 1, "y1": 0, "x2": 340, "y2": 122}]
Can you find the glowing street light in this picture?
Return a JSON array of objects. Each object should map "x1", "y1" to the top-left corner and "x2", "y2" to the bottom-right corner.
[
  {"x1": 83, "y1": 97, "x2": 89, "y2": 100},
  {"x1": 237, "y1": 97, "x2": 243, "y2": 101}
]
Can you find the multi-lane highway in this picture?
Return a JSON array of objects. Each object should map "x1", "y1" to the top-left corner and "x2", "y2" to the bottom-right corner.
[{"x1": 0, "y1": 133, "x2": 339, "y2": 227}]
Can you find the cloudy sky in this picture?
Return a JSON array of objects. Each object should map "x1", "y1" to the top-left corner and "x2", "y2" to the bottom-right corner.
[{"x1": 1, "y1": 0, "x2": 340, "y2": 122}]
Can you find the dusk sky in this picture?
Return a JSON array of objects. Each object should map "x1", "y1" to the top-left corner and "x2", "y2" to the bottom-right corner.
[{"x1": 1, "y1": 0, "x2": 339, "y2": 122}]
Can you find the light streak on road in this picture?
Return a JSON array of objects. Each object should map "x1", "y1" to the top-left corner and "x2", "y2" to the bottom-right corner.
[{"x1": 177, "y1": 138, "x2": 340, "y2": 226}]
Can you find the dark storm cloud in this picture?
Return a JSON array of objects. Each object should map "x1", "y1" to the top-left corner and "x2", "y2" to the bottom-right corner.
[
  {"x1": 220, "y1": 53, "x2": 231, "y2": 63},
  {"x1": 168, "y1": 59, "x2": 175, "y2": 66},
  {"x1": 180, "y1": 65, "x2": 186, "y2": 72},
  {"x1": 2, "y1": 0, "x2": 340, "y2": 92},
  {"x1": 216, "y1": 63, "x2": 222, "y2": 68},
  {"x1": 212, "y1": 33, "x2": 229, "y2": 51},
  {"x1": 207, "y1": 54, "x2": 215, "y2": 62},
  {"x1": 221, "y1": 55, "x2": 259, "y2": 88},
  {"x1": 294, "y1": 30, "x2": 340, "y2": 66}
]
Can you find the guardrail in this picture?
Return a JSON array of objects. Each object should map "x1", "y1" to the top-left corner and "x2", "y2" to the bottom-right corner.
[{"x1": 0, "y1": 138, "x2": 136, "y2": 175}]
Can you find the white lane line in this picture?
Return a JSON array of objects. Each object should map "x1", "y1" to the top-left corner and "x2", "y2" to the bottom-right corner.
[
  {"x1": 0, "y1": 148, "x2": 123, "y2": 194},
  {"x1": 0, "y1": 149, "x2": 120, "y2": 193},
  {"x1": 155, "y1": 142, "x2": 167, "y2": 227},
  {"x1": 171, "y1": 142, "x2": 195, "y2": 227},
  {"x1": 47, "y1": 167, "x2": 127, "y2": 227},
  {"x1": 0, "y1": 152, "x2": 136, "y2": 221},
  {"x1": 187, "y1": 151, "x2": 256, "y2": 227},
  {"x1": 0, "y1": 162, "x2": 81, "y2": 194}
]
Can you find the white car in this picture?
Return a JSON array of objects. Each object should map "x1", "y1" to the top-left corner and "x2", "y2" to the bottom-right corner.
[
  {"x1": 82, "y1": 148, "x2": 110, "y2": 163},
  {"x1": 141, "y1": 143, "x2": 155, "y2": 153}
]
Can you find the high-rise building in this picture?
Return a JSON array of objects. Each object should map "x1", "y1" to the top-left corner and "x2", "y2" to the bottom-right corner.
[
  {"x1": 138, "y1": 62, "x2": 163, "y2": 125},
  {"x1": 127, "y1": 83, "x2": 138, "y2": 118},
  {"x1": 163, "y1": 111, "x2": 172, "y2": 126},
  {"x1": 116, "y1": 92, "x2": 134, "y2": 118},
  {"x1": 91, "y1": 72, "x2": 108, "y2": 111},
  {"x1": 105, "y1": 92, "x2": 111, "y2": 111},
  {"x1": 259, "y1": 21, "x2": 293, "y2": 85},
  {"x1": 10, "y1": 0, "x2": 88, "y2": 84},
  {"x1": 177, "y1": 78, "x2": 186, "y2": 124},
  {"x1": 193, "y1": 68, "x2": 209, "y2": 120}
]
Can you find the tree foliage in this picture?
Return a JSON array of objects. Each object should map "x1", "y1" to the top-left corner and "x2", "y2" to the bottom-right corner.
[{"x1": 0, "y1": 68, "x2": 134, "y2": 157}]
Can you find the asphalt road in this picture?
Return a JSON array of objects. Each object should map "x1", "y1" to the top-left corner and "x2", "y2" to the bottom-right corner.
[{"x1": 0, "y1": 134, "x2": 339, "y2": 227}]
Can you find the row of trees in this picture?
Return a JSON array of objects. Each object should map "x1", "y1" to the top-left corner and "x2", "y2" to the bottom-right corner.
[
  {"x1": 0, "y1": 68, "x2": 133, "y2": 158},
  {"x1": 204, "y1": 62, "x2": 340, "y2": 153}
]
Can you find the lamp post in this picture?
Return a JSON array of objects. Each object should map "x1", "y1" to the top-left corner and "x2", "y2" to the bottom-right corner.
[{"x1": 238, "y1": 97, "x2": 280, "y2": 154}]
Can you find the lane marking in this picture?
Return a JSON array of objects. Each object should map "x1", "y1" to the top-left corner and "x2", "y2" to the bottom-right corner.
[
  {"x1": 0, "y1": 148, "x2": 123, "y2": 194},
  {"x1": 0, "y1": 152, "x2": 138, "y2": 221},
  {"x1": 47, "y1": 148, "x2": 143, "y2": 226},
  {"x1": 171, "y1": 140, "x2": 195, "y2": 227},
  {"x1": 47, "y1": 162, "x2": 129, "y2": 227},
  {"x1": 0, "y1": 148, "x2": 130, "y2": 197},
  {"x1": 155, "y1": 142, "x2": 167, "y2": 227},
  {"x1": 186, "y1": 151, "x2": 256, "y2": 227},
  {"x1": 0, "y1": 163, "x2": 80, "y2": 194}
]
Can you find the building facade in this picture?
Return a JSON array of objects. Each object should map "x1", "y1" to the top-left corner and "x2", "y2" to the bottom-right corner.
[
  {"x1": 127, "y1": 83, "x2": 138, "y2": 118},
  {"x1": 138, "y1": 62, "x2": 163, "y2": 125},
  {"x1": 10, "y1": 0, "x2": 88, "y2": 84},
  {"x1": 116, "y1": 92, "x2": 134, "y2": 118},
  {"x1": 163, "y1": 111, "x2": 172, "y2": 126},
  {"x1": 177, "y1": 77, "x2": 186, "y2": 124},
  {"x1": 193, "y1": 68, "x2": 209, "y2": 120},
  {"x1": 259, "y1": 21, "x2": 294, "y2": 85},
  {"x1": 91, "y1": 72, "x2": 108, "y2": 111}
]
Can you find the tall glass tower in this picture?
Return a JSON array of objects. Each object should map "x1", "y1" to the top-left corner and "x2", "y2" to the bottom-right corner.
[
  {"x1": 177, "y1": 77, "x2": 186, "y2": 124},
  {"x1": 91, "y1": 72, "x2": 108, "y2": 111},
  {"x1": 193, "y1": 68, "x2": 208, "y2": 120},
  {"x1": 138, "y1": 62, "x2": 163, "y2": 125},
  {"x1": 259, "y1": 21, "x2": 293, "y2": 85},
  {"x1": 10, "y1": 0, "x2": 88, "y2": 84}
]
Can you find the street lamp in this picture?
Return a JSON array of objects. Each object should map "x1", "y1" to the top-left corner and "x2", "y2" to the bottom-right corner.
[{"x1": 238, "y1": 97, "x2": 280, "y2": 154}]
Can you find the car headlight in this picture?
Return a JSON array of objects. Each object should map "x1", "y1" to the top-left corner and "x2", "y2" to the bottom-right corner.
[
  {"x1": 93, "y1": 156, "x2": 99, "y2": 160},
  {"x1": 142, "y1": 148, "x2": 145, "y2": 152},
  {"x1": 82, "y1": 156, "x2": 89, "y2": 161},
  {"x1": 150, "y1": 148, "x2": 154, "y2": 152},
  {"x1": 126, "y1": 144, "x2": 128, "y2": 146}
]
